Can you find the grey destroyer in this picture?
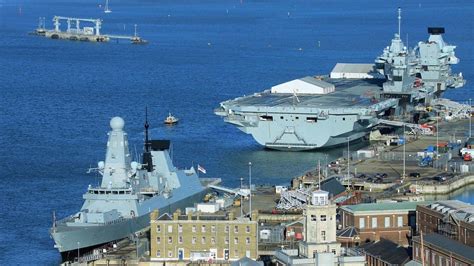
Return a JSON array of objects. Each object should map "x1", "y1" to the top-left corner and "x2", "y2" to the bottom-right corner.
[
  {"x1": 215, "y1": 9, "x2": 465, "y2": 151},
  {"x1": 50, "y1": 116, "x2": 212, "y2": 261}
]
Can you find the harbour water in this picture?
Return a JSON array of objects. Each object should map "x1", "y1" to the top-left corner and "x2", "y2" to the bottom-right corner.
[{"x1": 0, "y1": 0, "x2": 473, "y2": 264}]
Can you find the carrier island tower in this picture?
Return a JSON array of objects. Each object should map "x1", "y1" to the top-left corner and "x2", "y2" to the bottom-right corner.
[{"x1": 215, "y1": 9, "x2": 465, "y2": 151}]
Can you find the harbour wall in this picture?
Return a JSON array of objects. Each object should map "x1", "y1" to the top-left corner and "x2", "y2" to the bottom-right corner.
[{"x1": 416, "y1": 175, "x2": 474, "y2": 194}]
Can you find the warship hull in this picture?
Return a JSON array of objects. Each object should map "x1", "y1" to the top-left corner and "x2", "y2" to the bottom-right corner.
[
  {"x1": 52, "y1": 189, "x2": 208, "y2": 261},
  {"x1": 231, "y1": 114, "x2": 376, "y2": 151}
]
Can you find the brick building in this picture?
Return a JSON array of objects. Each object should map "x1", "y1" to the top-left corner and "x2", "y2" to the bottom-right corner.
[
  {"x1": 412, "y1": 233, "x2": 474, "y2": 266},
  {"x1": 416, "y1": 200, "x2": 474, "y2": 246},
  {"x1": 150, "y1": 209, "x2": 258, "y2": 262},
  {"x1": 339, "y1": 201, "x2": 423, "y2": 246}
]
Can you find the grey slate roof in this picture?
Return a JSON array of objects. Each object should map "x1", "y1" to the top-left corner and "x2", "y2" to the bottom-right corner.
[
  {"x1": 421, "y1": 233, "x2": 474, "y2": 262},
  {"x1": 359, "y1": 239, "x2": 410, "y2": 265},
  {"x1": 320, "y1": 177, "x2": 346, "y2": 197}
]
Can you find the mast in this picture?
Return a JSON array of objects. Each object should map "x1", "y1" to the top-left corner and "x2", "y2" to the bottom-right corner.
[
  {"x1": 144, "y1": 107, "x2": 150, "y2": 152},
  {"x1": 398, "y1": 7, "x2": 402, "y2": 37}
]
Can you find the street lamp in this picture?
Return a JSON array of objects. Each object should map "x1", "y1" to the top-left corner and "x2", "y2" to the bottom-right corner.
[
  {"x1": 347, "y1": 137, "x2": 350, "y2": 183},
  {"x1": 469, "y1": 98, "x2": 472, "y2": 137},
  {"x1": 403, "y1": 123, "x2": 406, "y2": 179},
  {"x1": 248, "y1": 162, "x2": 252, "y2": 217}
]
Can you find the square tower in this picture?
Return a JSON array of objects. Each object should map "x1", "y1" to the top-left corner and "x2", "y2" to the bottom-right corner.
[{"x1": 299, "y1": 190, "x2": 341, "y2": 257}]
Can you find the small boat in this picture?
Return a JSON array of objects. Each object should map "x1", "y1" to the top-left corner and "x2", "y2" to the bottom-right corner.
[
  {"x1": 164, "y1": 113, "x2": 179, "y2": 125},
  {"x1": 104, "y1": 0, "x2": 112, "y2": 13}
]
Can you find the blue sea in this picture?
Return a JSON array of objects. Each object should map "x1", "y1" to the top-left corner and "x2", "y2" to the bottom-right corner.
[{"x1": 0, "y1": 0, "x2": 473, "y2": 264}]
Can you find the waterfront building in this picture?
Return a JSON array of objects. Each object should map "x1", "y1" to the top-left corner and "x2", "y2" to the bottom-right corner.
[
  {"x1": 339, "y1": 201, "x2": 423, "y2": 246},
  {"x1": 412, "y1": 233, "x2": 474, "y2": 266},
  {"x1": 150, "y1": 210, "x2": 258, "y2": 263},
  {"x1": 416, "y1": 200, "x2": 474, "y2": 246},
  {"x1": 274, "y1": 190, "x2": 366, "y2": 266}
]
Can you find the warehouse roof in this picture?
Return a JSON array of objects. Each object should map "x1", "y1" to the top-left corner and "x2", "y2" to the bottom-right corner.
[{"x1": 341, "y1": 201, "x2": 428, "y2": 213}]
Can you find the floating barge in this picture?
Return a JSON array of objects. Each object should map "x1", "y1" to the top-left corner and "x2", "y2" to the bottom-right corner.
[{"x1": 33, "y1": 16, "x2": 147, "y2": 44}]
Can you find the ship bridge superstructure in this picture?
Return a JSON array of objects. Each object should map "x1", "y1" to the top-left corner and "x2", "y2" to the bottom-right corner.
[{"x1": 51, "y1": 116, "x2": 207, "y2": 256}]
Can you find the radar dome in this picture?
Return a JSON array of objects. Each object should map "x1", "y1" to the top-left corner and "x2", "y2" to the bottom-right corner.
[{"x1": 110, "y1": 117, "x2": 125, "y2": 131}]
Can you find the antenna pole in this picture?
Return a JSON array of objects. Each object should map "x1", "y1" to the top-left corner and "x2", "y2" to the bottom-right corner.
[
  {"x1": 144, "y1": 107, "x2": 150, "y2": 152},
  {"x1": 398, "y1": 7, "x2": 402, "y2": 37},
  {"x1": 318, "y1": 160, "x2": 321, "y2": 189}
]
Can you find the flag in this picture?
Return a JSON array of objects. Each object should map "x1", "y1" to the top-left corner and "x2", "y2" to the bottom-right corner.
[{"x1": 197, "y1": 164, "x2": 207, "y2": 174}]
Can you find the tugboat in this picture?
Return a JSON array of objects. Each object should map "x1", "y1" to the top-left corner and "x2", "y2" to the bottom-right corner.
[{"x1": 164, "y1": 112, "x2": 179, "y2": 125}]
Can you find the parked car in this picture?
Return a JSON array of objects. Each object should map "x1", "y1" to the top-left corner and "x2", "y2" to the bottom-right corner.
[
  {"x1": 433, "y1": 176, "x2": 447, "y2": 182},
  {"x1": 409, "y1": 172, "x2": 421, "y2": 178}
]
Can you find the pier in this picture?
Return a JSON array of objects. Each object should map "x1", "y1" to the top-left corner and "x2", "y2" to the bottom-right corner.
[{"x1": 33, "y1": 16, "x2": 147, "y2": 44}]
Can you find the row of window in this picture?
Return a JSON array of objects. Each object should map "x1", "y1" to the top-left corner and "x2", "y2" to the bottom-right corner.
[
  {"x1": 414, "y1": 246, "x2": 465, "y2": 266},
  {"x1": 155, "y1": 249, "x2": 244, "y2": 259},
  {"x1": 157, "y1": 236, "x2": 251, "y2": 245},
  {"x1": 359, "y1": 216, "x2": 404, "y2": 229},
  {"x1": 310, "y1": 215, "x2": 329, "y2": 221},
  {"x1": 156, "y1": 224, "x2": 251, "y2": 234}
]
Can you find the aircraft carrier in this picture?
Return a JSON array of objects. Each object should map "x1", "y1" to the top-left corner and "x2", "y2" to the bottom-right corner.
[
  {"x1": 50, "y1": 116, "x2": 213, "y2": 261},
  {"x1": 215, "y1": 9, "x2": 465, "y2": 151}
]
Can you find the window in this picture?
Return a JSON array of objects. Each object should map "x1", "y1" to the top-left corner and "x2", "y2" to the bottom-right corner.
[
  {"x1": 321, "y1": 231, "x2": 326, "y2": 241},
  {"x1": 168, "y1": 250, "x2": 173, "y2": 258},
  {"x1": 234, "y1": 237, "x2": 239, "y2": 244},
  {"x1": 202, "y1": 237, "x2": 206, "y2": 244},
  {"x1": 211, "y1": 237, "x2": 216, "y2": 244},
  {"x1": 331, "y1": 249, "x2": 336, "y2": 255},
  {"x1": 359, "y1": 217, "x2": 365, "y2": 228},
  {"x1": 168, "y1": 236, "x2": 172, "y2": 244},
  {"x1": 234, "y1": 250, "x2": 239, "y2": 258},
  {"x1": 371, "y1": 217, "x2": 377, "y2": 228},
  {"x1": 246, "y1": 226, "x2": 250, "y2": 233},
  {"x1": 280, "y1": 116, "x2": 284, "y2": 119},
  {"x1": 211, "y1": 225, "x2": 216, "y2": 233},
  {"x1": 225, "y1": 226, "x2": 229, "y2": 233},
  {"x1": 234, "y1": 226, "x2": 239, "y2": 233},
  {"x1": 156, "y1": 250, "x2": 161, "y2": 257},
  {"x1": 156, "y1": 225, "x2": 161, "y2": 233},
  {"x1": 246, "y1": 237, "x2": 250, "y2": 245},
  {"x1": 397, "y1": 216, "x2": 403, "y2": 227},
  {"x1": 192, "y1": 225, "x2": 196, "y2": 232},
  {"x1": 306, "y1": 117, "x2": 318, "y2": 122},
  {"x1": 202, "y1": 225, "x2": 206, "y2": 233},
  {"x1": 179, "y1": 236, "x2": 183, "y2": 244},
  {"x1": 178, "y1": 224, "x2": 183, "y2": 233},
  {"x1": 192, "y1": 237, "x2": 196, "y2": 244},
  {"x1": 320, "y1": 215, "x2": 327, "y2": 221},
  {"x1": 225, "y1": 237, "x2": 229, "y2": 244},
  {"x1": 384, "y1": 217, "x2": 390, "y2": 228},
  {"x1": 157, "y1": 237, "x2": 161, "y2": 244},
  {"x1": 311, "y1": 215, "x2": 317, "y2": 221},
  {"x1": 168, "y1": 225, "x2": 173, "y2": 233}
]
